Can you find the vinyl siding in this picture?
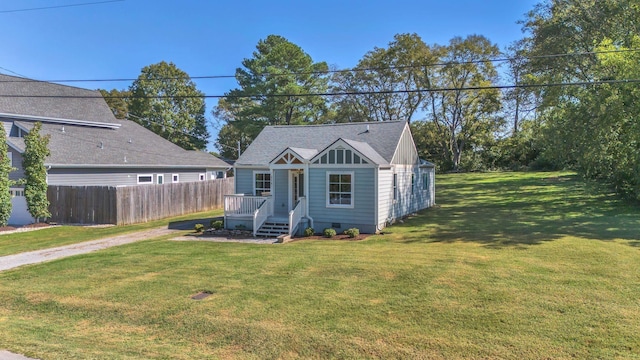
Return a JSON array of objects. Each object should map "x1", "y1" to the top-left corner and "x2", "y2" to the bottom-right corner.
[
  {"x1": 47, "y1": 168, "x2": 210, "y2": 186},
  {"x1": 391, "y1": 165, "x2": 434, "y2": 219},
  {"x1": 308, "y1": 167, "x2": 376, "y2": 233},
  {"x1": 234, "y1": 167, "x2": 268, "y2": 195},
  {"x1": 377, "y1": 168, "x2": 393, "y2": 227},
  {"x1": 8, "y1": 149, "x2": 24, "y2": 182},
  {"x1": 391, "y1": 125, "x2": 420, "y2": 165},
  {"x1": 273, "y1": 169, "x2": 289, "y2": 216}
]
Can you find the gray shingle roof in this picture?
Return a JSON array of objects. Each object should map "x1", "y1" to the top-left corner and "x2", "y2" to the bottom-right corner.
[
  {"x1": 0, "y1": 74, "x2": 230, "y2": 169},
  {"x1": 0, "y1": 74, "x2": 119, "y2": 124},
  {"x1": 236, "y1": 121, "x2": 407, "y2": 166}
]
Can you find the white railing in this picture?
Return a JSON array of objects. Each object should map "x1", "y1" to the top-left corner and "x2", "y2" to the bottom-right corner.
[
  {"x1": 288, "y1": 197, "x2": 306, "y2": 236},
  {"x1": 253, "y1": 197, "x2": 273, "y2": 237},
  {"x1": 224, "y1": 195, "x2": 269, "y2": 216}
]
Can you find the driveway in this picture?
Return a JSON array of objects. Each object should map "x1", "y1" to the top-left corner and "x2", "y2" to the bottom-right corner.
[{"x1": 0, "y1": 227, "x2": 177, "y2": 272}]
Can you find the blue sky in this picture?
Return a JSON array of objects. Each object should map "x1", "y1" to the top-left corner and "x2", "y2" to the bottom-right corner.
[{"x1": 0, "y1": 0, "x2": 539, "y2": 150}]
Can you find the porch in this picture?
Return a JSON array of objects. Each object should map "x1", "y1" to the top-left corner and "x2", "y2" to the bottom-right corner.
[{"x1": 224, "y1": 194, "x2": 308, "y2": 237}]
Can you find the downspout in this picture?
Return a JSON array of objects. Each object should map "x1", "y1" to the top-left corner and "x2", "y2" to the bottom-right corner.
[{"x1": 304, "y1": 162, "x2": 313, "y2": 229}]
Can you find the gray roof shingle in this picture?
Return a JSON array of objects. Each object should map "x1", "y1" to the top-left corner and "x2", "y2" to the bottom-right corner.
[
  {"x1": 0, "y1": 74, "x2": 230, "y2": 169},
  {"x1": 236, "y1": 121, "x2": 407, "y2": 166}
]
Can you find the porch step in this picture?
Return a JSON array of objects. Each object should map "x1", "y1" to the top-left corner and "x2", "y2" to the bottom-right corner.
[{"x1": 255, "y1": 221, "x2": 289, "y2": 237}]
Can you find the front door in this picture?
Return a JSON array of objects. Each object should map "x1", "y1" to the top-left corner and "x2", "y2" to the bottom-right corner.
[{"x1": 290, "y1": 170, "x2": 304, "y2": 210}]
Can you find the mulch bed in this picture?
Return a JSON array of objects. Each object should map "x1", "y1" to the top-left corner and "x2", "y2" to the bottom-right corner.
[
  {"x1": 0, "y1": 226, "x2": 17, "y2": 232},
  {"x1": 0, "y1": 223, "x2": 51, "y2": 233},
  {"x1": 292, "y1": 234, "x2": 371, "y2": 241}
]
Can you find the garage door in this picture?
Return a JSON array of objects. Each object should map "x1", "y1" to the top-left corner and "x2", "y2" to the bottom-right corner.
[{"x1": 8, "y1": 189, "x2": 35, "y2": 226}]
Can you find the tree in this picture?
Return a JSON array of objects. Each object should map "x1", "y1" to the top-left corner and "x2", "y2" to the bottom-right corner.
[
  {"x1": 424, "y1": 35, "x2": 502, "y2": 171},
  {"x1": 23, "y1": 122, "x2": 51, "y2": 222},
  {"x1": 214, "y1": 35, "x2": 329, "y2": 158},
  {"x1": 128, "y1": 61, "x2": 209, "y2": 150},
  {"x1": 522, "y1": 0, "x2": 640, "y2": 198},
  {"x1": 98, "y1": 88, "x2": 130, "y2": 119},
  {"x1": 331, "y1": 33, "x2": 438, "y2": 123},
  {"x1": 0, "y1": 124, "x2": 14, "y2": 226}
]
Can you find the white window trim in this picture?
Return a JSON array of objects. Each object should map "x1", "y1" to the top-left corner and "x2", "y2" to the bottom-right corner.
[
  {"x1": 157, "y1": 174, "x2": 164, "y2": 184},
  {"x1": 199, "y1": 173, "x2": 206, "y2": 181},
  {"x1": 393, "y1": 173, "x2": 398, "y2": 202},
  {"x1": 326, "y1": 171, "x2": 355, "y2": 209},
  {"x1": 411, "y1": 173, "x2": 415, "y2": 195},
  {"x1": 137, "y1": 174, "x2": 154, "y2": 184},
  {"x1": 253, "y1": 170, "x2": 271, "y2": 196},
  {"x1": 172, "y1": 174, "x2": 179, "y2": 183}
]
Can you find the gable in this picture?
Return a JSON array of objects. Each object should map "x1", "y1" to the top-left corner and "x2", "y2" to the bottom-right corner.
[
  {"x1": 390, "y1": 124, "x2": 420, "y2": 165},
  {"x1": 310, "y1": 139, "x2": 378, "y2": 165}
]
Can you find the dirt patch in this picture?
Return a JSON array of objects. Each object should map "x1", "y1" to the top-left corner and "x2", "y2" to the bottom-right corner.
[{"x1": 22, "y1": 223, "x2": 51, "y2": 229}]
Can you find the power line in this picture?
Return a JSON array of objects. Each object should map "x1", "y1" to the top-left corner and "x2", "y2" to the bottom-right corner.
[
  {"x1": 1, "y1": 78, "x2": 639, "y2": 99},
  {"x1": 0, "y1": 0, "x2": 125, "y2": 14},
  {"x1": 0, "y1": 48, "x2": 638, "y2": 84}
]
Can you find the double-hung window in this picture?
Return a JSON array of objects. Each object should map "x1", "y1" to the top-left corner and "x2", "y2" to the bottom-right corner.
[
  {"x1": 327, "y1": 172, "x2": 354, "y2": 208},
  {"x1": 254, "y1": 172, "x2": 271, "y2": 196}
]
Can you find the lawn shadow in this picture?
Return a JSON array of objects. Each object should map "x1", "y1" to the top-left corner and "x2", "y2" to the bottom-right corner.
[
  {"x1": 168, "y1": 216, "x2": 223, "y2": 231},
  {"x1": 390, "y1": 172, "x2": 640, "y2": 248}
]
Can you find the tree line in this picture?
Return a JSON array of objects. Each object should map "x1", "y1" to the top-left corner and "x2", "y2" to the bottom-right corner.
[{"x1": 100, "y1": 0, "x2": 640, "y2": 201}]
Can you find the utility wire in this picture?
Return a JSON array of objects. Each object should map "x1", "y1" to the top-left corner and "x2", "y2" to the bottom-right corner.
[
  {"x1": 1, "y1": 78, "x2": 639, "y2": 99},
  {"x1": 0, "y1": 0, "x2": 124, "y2": 14},
  {"x1": 0, "y1": 48, "x2": 638, "y2": 84}
]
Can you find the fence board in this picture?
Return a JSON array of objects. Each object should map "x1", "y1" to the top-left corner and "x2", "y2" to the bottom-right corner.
[{"x1": 48, "y1": 177, "x2": 234, "y2": 225}]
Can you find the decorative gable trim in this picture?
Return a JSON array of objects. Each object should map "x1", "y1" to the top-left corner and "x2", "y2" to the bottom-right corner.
[
  {"x1": 310, "y1": 138, "x2": 373, "y2": 166},
  {"x1": 270, "y1": 148, "x2": 307, "y2": 166}
]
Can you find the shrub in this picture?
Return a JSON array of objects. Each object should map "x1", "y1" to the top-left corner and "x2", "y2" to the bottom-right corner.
[
  {"x1": 194, "y1": 224, "x2": 205, "y2": 233},
  {"x1": 344, "y1": 228, "x2": 360, "y2": 238},
  {"x1": 304, "y1": 227, "x2": 314, "y2": 237},
  {"x1": 210, "y1": 220, "x2": 224, "y2": 230},
  {"x1": 323, "y1": 228, "x2": 336, "y2": 238}
]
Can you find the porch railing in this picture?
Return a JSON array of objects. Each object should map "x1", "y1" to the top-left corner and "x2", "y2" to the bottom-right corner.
[
  {"x1": 288, "y1": 197, "x2": 306, "y2": 236},
  {"x1": 253, "y1": 197, "x2": 273, "y2": 237},
  {"x1": 224, "y1": 195, "x2": 269, "y2": 216}
]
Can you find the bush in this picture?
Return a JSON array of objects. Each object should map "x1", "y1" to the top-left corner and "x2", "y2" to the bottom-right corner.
[
  {"x1": 323, "y1": 228, "x2": 336, "y2": 238},
  {"x1": 344, "y1": 228, "x2": 360, "y2": 238},
  {"x1": 194, "y1": 224, "x2": 205, "y2": 233},
  {"x1": 304, "y1": 227, "x2": 314, "y2": 237},
  {"x1": 210, "y1": 220, "x2": 224, "y2": 230}
]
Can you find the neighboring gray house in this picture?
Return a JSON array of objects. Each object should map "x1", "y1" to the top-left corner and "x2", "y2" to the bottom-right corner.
[
  {"x1": 0, "y1": 74, "x2": 230, "y2": 225},
  {"x1": 224, "y1": 121, "x2": 435, "y2": 236}
]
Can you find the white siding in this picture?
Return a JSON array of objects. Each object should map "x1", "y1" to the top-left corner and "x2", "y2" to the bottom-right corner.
[
  {"x1": 377, "y1": 168, "x2": 394, "y2": 228},
  {"x1": 391, "y1": 125, "x2": 420, "y2": 165},
  {"x1": 47, "y1": 168, "x2": 210, "y2": 186}
]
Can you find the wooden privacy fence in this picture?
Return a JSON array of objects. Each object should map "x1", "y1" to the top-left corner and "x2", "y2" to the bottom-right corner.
[{"x1": 48, "y1": 177, "x2": 234, "y2": 225}]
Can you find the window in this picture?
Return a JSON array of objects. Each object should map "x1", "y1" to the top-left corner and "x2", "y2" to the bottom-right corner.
[
  {"x1": 137, "y1": 174, "x2": 153, "y2": 184},
  {"x1": 8, "y1": 152, "x2": 12, "y2": 167},
  {"x1": 393, "y1": 173, "x2": 397, "y2": 201},
  {"x1": 411, "y1": 173, "x2": 415, "y2": 194},
  {"x1": 423, "y1": 172, "x2": 429, "y2": 190},
  {"x1": 327, "y1": 172, "x2": 353, "y2": 207},
  {"x1": 254, "y1": 172, "x2": 271, "y2": 196},
  {"x1": 172, "y1": 174, "x2": 179, "y2": 183},
  {"x1": 217, "y1": 171, "x2": 225, "y2": 179},
  {"x1": 157, "y1": 174, "x2": 164, "y2": 184},
  {"x1": 199, "y1": 173, "x2": 206, "y2": 181}
]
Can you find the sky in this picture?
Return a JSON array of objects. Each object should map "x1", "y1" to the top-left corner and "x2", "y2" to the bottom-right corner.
[{"x1": 0, "y1": 0, "x2": 540, "y2": 151}]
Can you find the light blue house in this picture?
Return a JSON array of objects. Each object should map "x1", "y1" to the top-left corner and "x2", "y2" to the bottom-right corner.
[{"x1": 224, "y1": 121, "x2": 435, "y2": 237}]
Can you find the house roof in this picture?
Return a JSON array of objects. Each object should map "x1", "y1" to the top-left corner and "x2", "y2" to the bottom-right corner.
[
  {"x1": 0, "y1": 74, "x2": 230, "y2": 169},
  {"x1": 0, "y1": 74, "x2": 120, "y2": 124},
  {"x1": 236, "y1": 121, "x2": 407, "y2": 166}
]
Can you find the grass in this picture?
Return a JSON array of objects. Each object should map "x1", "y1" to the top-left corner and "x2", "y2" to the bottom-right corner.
[
  {"x1": 0, "y1": 172, "x2": 639, "y2": 359},
  {"x1": 0, "y1": 209, "x2": 223, "y2": 257}
]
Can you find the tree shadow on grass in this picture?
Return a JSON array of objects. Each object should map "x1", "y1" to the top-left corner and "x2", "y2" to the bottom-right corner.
[{"x1": 389, "y1": 172, "x2": 640, "y2": 248}]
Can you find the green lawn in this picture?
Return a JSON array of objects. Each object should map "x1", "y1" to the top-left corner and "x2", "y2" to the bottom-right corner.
[
  {"x1": 1, "y1": 172, "x2": 639, "y2": 359},
  {"x1": 0, "y1": 209, "x2": 223, "y2": 257}
]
